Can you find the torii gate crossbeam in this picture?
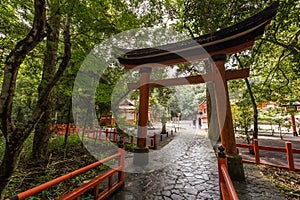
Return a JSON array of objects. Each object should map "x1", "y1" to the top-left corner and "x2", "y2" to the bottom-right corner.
[{"x1": 115, "y1": 2, "x2": 278, "y2": 180}]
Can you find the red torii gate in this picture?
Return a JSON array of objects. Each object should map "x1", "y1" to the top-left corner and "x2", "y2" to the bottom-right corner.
[{"x1": 116, "y1": 2, "x2": 278, "y2": 179}]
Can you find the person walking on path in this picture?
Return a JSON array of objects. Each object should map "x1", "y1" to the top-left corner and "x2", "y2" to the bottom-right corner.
[
  {"x1": 192, "y1": 118, "x2": 196, "y2": 128},
  {"x1": 198, "y1": 116, "x2": 202, "y2": 129}
]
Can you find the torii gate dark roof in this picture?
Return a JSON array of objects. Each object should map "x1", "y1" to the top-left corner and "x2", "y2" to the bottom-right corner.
[{"x1": 117, "y1": 2, "x2": 278, "y2": 69}]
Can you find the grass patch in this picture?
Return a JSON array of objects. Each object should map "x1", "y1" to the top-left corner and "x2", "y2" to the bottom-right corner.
[{"x1": 260, "y1": 166, "x2": 300, "y2": 200}]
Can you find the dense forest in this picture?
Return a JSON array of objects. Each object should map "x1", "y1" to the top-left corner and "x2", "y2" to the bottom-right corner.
[{"x1": 0, "y1": 0, "x2": 299, "y2": 198}]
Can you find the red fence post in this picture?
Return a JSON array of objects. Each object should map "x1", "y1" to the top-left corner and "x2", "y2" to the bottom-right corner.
[
  {"x1": 99, "y1": 129, "x2": 102, "y2": 140},
  {"x1": 106, "y1": 129, "x2": 109, "y2": 140},
  {"x1": 253, "y1": 139, "x2": 260, "y2": 164},
  {"x1": 131, "y1": 136, "x2": 134, "y2": 144},
  {"x1": 286, "y1": 142, "x2": 295, "y2": 171},
  {"x1": 113, "y1": 129, "x2": 117, "y2": 142},
  {"x1": 77, "y1": 126, "x2": 81, "y2": 136},
  {"x1": 217, "y1": 146, "x2": 239, "y2": 200},
  {"x1": 217, "y1": 146, "x2": 229, "y2": 200},
  {"x1": 118, "y1": 143, "x2": 125, "y2": 187},
  {"x1": 93, "y1": 128, "x2": 96, "y2": 139}
]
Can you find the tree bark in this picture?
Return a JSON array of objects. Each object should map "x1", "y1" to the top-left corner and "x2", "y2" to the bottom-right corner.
[
  {"x1": 32, "y1": 0, "x2": 61, "y2": 163},
  {"x1": 244, "y1": 78, "x2": 258, "y2": 139},
  {"x1": 0, "y1": 0, "x2": 71, "y2": 197},
  {"x1": 234, "y1": 54, "x2": 258, "y2": 139},
  {"x1": 64, "y1": 97, "x2": 72, "y2": 147},
  {"x1": 0, "y1": 0, "x2": 46, "y2": 197}
]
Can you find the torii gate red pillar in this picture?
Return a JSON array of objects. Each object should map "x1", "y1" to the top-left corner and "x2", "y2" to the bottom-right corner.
[
  {"x1": 133, "y1": 67, "x2": 151, "y2": 165},
  {"x1": 211, "y1": 54, "x2": 245, "y2": 180},
  {"x1": 137, "y1": 67, "x2": 151, "y2": 148},
  {"x1": 211, "y1": 54, "x2": 237, "y2": 155}
]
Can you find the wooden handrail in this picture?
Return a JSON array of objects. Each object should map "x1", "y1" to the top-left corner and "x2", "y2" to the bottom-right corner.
[
  {"x1": 59, "y1": 167, "x2": 122, "y2": 199},
  {"x1": 7, "y1": 149, "x2": 124, "y2": 200},
  {"x1": 220, "y1": 165, "x2": 239, "y2": 200},
  {"x1": 237, "y1": 139, "x2": 300, "y2": 172},
  {"x1": 83, "y1": 127, "x2": 160, "y2": 149},
  {"x1": 217, "y1": 146, "x2": 239, "y2": 200}
]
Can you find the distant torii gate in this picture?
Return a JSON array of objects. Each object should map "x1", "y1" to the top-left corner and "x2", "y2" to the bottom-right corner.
[{"x1": 116, "y1": 2, "x2": 278, "y2": 179}]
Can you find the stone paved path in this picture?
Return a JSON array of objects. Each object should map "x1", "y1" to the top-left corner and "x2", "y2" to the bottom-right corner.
[{"x1": 109, "y1": 121, "x2": 286, "y2": 200}]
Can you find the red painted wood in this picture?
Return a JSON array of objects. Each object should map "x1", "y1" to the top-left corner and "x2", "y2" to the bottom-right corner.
[{"x1": 128, "y1": 68, "x2": 250, "y2": 90}]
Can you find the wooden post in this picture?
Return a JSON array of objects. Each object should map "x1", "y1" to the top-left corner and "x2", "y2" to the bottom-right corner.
[
  {"x1": 130, "y1": 135, "x2": 134, "y2": 144},
  {"x1": 113, "y1": 129, "x2": 117, "y2": 142},
  {"x1": 98, "y1": 129, "x2": 102, "y2": 140},
  {"x1": 108, "y1": 176, "x2": 112, "y2": 189},
  {"x1": 137, "y1": 67, "x2": 151, "y2": 148},
  {"x1": 106, "y1": 129, "x2": 109, "y2": 140},
  {"x1": 94, "y1": 185, "x2": 99, "y2": 199},
  {"x1": 133, "y1": 67, "x2": 151, "y2": 165},
  {"x1": 290, "y1": 113, "x2": 298, "y2": 136},
  {"x1": 211, "y1": 54, "x2": 237, "y2": 155},
  {"x1": 118, "y1": 147, "x2": 125, "y2": 187},
  {"x1": 87, "y1": 127, "x2": 90, "y2": 138},
  {"x1": 93, "y1": 128, "x2": 96, "y2": 139},
  {"x1": 253, "y1": 139, "x2": 260, "y2": 164},
  {"x1": 211, "y1": 54, "x2": 245, "y2": 181},
  {"x1": 153, "y1": 133, "x2": 157, "y2": 149},
  {"x1": 217, "y1": 146, "x2": 228, "y2": 200},
  {"x1": 286, "y1": 142, "x2": 295, "y2": 171}
]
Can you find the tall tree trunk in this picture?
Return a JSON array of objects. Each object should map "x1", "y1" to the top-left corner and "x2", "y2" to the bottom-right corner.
[
  {"x1": 0, "y1": 134, "x2": 26, "y2": 197},
  {"x1": 32, "y1": 108, "x2": 53, "y2": 162},
  {"x1": 234, "y1": 54, "x2": 258, "y2": 139},
  {"x1": 32, "y1": 0, "x2": 61, "y2": 163},
  {"x1": 0, "y1": 0, "x2": 71, "y2": 196},
  {"x1": 244, "y1": 78, "x2": 258, "y2": 139},
  {"x1": 0, "y1": 0, "x2": 46, "y2": 197},
  {"x1": 64, "y1": 97, "x2": 72, "y2": 147}
]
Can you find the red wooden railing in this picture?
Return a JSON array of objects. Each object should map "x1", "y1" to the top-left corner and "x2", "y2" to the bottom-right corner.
[
  {"x1": 50, "y1": 123, "x2": 79, "y2": 135},
  {"x1": 7, "y1": 148, "x2": 124, "y2": 200},
  {"x1": 149, "y1": 134, "x2": 157, "y2": 149},
  {"x1": 50, "y1": 123, "x2": 177, "y2": 150},
  {"x1": 236, "y1": 139, "x2": 300, "y2": 171},
  {"x1": 62, "y1": 125, "x2": 158, "y2": 149},
  {"x1": 217, "y1": 146, "x2": 239, "y2": 200}
]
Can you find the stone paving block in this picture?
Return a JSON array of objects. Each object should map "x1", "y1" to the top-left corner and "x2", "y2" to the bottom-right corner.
[
  {"x1": 161, "y1": 190, "x2": 171, "y2": 197},
  {"x1": 184, "y1": 187, "x2": 198, "y2": 195},
  {"x1": 170, "y1": 194, "x2": 184, "y2": 200},
  {"x1": 183, "y1": 193, "x2": 197, "y2": 199}
]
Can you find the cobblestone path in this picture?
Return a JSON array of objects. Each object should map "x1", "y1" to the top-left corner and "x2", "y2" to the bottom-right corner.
[
  {"x1": 109, "y1": 121, "x2": 286, "y2": 200},
  {"x1": 110, "y1": 122, "x2": 220, "y2": 199}
]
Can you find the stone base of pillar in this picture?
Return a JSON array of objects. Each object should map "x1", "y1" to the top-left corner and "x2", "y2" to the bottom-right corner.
[
  {"x1": 227, "y1": 154, "x2": 245, "y2": 181},
  {"x1": 133, "y1": 147, "x2": 149, "y2": 166}
]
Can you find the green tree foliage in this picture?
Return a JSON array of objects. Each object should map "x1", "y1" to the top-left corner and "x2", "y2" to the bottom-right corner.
[
  {"x1": 0, "y1": 0, "x2": 47, "y2": 197},
  {"x1": 0, "y1": 0, "x2": 167, "y2": 197},
  {"x1": 228, "y1": 0, "x2": 299, "y2": 141},
  {"x1": 165, "y1": 0, "x2": 299, "y2": 143},
  {"x1": 251, "y1": 0, "x2": 300, "y2": 104},
  {"x1": 167, "y1": 0, "x2": 273, "y2": 36}
]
